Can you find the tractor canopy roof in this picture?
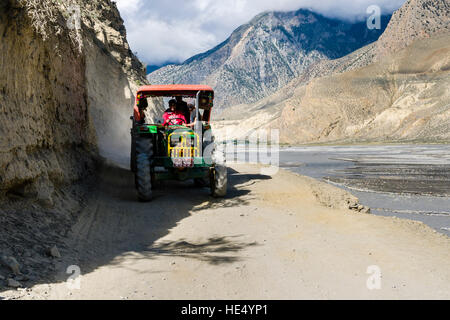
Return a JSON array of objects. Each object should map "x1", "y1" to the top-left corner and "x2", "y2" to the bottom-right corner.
[{"x1": 137, "y1": 84, "x2": 214, "y2": 98}]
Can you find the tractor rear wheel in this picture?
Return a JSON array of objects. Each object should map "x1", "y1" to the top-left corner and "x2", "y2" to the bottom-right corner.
[{"x1": 135, "y1": 138, "x2": 153, "y2": 201}]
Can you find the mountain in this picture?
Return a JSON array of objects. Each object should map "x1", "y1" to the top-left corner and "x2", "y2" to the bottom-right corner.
[
  {"x1": 374, "y1": 0, "x2": 450, "y2": 59},
  {"x1": 213, "y1": 0, "x2": 450, "y2": 144},
  {"x1": 146, "y1": 62, "x2": 176, "y2": 74},
  {"x1": 148, "y1": 9, "x2": 390, "y2": 110},
  {"x1": 272, "y1": 34, "x2": 450, "y2": 144}
]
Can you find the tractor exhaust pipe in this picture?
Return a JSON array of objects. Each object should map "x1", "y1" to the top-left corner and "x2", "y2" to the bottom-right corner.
[{"x1": 195, "y1": 91, "x2": 203, "y2": 157}]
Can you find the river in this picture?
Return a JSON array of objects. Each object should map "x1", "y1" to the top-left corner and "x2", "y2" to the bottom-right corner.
[{"x1": 277, "y1": 144, "x2": 450, "y2": 237}]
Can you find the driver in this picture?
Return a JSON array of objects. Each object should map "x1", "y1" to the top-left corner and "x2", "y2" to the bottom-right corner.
[{"x1": 163, "y1": 99, "x2": 189, "y2": 126}]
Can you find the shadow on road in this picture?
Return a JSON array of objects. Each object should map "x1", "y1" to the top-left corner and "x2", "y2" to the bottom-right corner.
[
  {"x1": 0, "y1": 163, "x2": 272, "y2": 293},
  {"x1": 116, "y1": 236, "x2": 260, "y2": 267}
]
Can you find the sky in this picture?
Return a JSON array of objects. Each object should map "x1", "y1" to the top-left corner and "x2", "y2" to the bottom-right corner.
[{"x1": 115, "y1": 0, "x2": 406, "y2": 67}]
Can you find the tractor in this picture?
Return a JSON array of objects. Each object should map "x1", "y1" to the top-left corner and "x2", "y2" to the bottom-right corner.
[{"x1": 130, "y1": 85, "x2": 227, "y2": 201}]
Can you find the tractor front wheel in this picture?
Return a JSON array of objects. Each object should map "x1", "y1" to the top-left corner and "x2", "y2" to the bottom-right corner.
[
  {"x1": 135, "y1": 138, "x2": 153, "y2": 202},
  {"x1": 130, "y1": 135, "x2": 137, "y2": 173}
]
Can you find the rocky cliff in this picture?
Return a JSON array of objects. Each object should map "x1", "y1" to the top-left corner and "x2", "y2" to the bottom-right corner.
[
  {"x1": 1, "y1": 0, "x2": 92, "y2": 204},
  {"x1": 0, "y1": 0, "x2": 164, "y2": 285},
  {"x1": 0, "y1": 0, "x2": 162, "y2": 201},
  {"x1": 80, "y1": 0, "x2": 163, "y2": 161},
  {"x1": 148, "y1": 9, "x2": 389, "y2": 110}
]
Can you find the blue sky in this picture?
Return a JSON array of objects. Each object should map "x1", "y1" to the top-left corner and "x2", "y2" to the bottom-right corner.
[{"x1": 115, "y1": 0, "x2": 406, "y2": 66}]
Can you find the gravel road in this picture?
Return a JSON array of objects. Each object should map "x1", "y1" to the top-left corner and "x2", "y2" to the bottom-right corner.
[{"x1": 2, "y1": 162, "x2": 449, "y2": 300}]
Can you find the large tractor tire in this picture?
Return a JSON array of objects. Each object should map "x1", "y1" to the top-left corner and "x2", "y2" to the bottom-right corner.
[
  {"x1": 135, "y1": 138, "x2": 153, "y2": 202},
  {"x1": 210, "y1": 143, "x2": 227, "y2": 197}
]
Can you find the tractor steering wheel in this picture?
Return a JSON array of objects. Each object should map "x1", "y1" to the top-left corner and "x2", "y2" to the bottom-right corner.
[{"x1": 168, "y1": 117, "x2": 185, "y2": 126}]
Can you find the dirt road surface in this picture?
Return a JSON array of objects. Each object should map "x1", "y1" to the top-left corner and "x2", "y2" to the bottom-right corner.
[{"x1": 3, "y1": 163, "x2": 450, "y2": 299}]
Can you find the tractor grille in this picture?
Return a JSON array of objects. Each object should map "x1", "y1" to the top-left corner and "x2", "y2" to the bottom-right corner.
[{"x1": 168, "y1": 132, "x2": 200, "y2": 161}]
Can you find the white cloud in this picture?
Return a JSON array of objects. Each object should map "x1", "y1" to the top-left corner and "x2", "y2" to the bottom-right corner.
[
  {"x1": 115, "y1": 0, "x2": 406, "y2": 66},
  {"x1": 115, "y1": 0, "x2": 141, "y2": 16}
]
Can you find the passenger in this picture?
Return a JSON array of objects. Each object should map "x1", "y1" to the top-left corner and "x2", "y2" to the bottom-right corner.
[
  {"x1": 188, "y1": 103, "x2": 202, "y2": 123},
  {"x1": 176, "y1": 96, "x2": 190, "y2": 124},
  {"x1": 134, "y1": 94, "x2": 148, "y2": 124},
  {"x1": 188, "y1": 103, "x2": 195, "y2": 123}
]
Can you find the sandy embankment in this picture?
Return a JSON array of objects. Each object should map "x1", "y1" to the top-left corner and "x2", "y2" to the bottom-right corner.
[{"x1": 3, "y1": 164, "x2": 450, "y2": 300}]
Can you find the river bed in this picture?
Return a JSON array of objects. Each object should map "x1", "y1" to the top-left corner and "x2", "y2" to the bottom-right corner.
[{"x1": 278, "y1": 145, "x2": 450, "y2": 237}]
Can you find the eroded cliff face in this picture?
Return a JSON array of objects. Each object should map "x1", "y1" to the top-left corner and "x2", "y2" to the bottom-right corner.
[
  {"x1": 0, "y1": 1, "x2": 95, "y2": 204},
  {"x1": 79, "y1": 0, "x2": 163, "y2": 162},
  {"x1": 0, "y1": 0, "x2": 161, "y2": 202},
  {"x1": 0, "y1": 0, "x2": 163, "y2": 283}
]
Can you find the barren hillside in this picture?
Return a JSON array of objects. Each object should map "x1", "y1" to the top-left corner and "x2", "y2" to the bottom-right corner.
[
  {"x1": 214, "y1": 0, "x2": 450, "y2": 145},
  {"x1": 374, "y1": 0, "x2": 450, "y2": 59},
  {"x1": 273, "y1": 34, "x2": 450, "y2": 144}
]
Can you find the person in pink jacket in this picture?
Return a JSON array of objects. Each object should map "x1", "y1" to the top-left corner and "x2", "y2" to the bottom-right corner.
[{"x1": 163, "y1": 99, "x2": 195, "y2": 127}]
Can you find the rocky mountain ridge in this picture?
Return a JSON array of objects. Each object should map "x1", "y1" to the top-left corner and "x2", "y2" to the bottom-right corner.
[
  {"x1": 213, "y1": 0, "x2": 450, "y2": 144},
  {"x1": 148, "y1": 9, "x2": 390, "y2": 110}
]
